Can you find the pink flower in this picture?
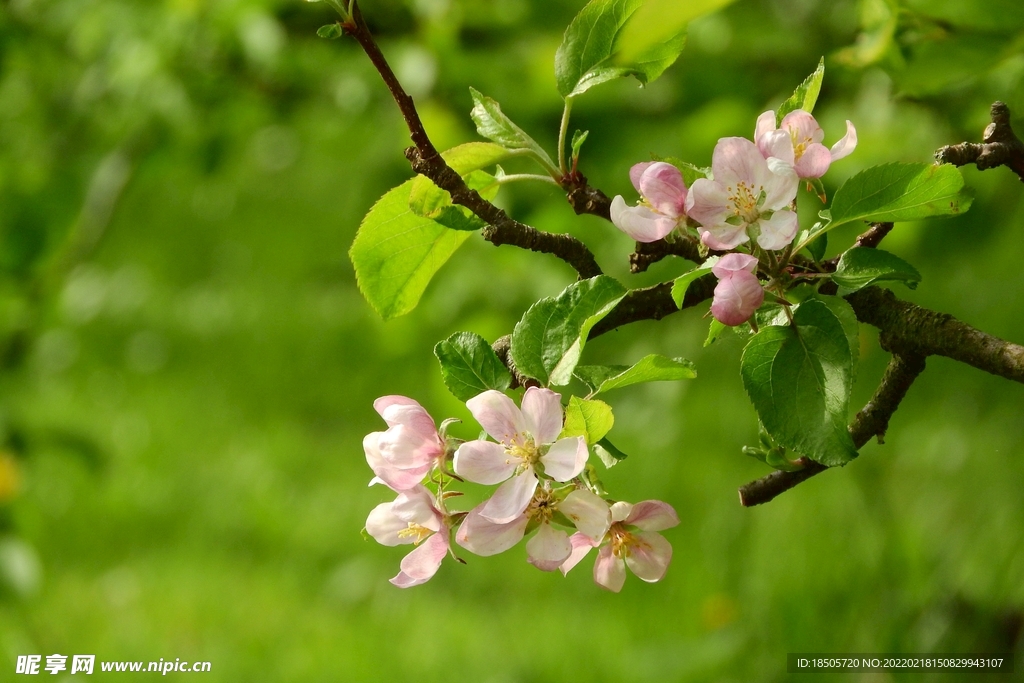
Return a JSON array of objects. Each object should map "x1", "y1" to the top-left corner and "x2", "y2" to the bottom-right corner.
[
  {"x1": 364, "y1": 396, "x2": 445, "y2": 491},
  {"x1": 456, "y1": 487, "x2": 610, "y2": 571},
  {"x1": 710, "y1": 253, "x2": 764, "y2": 326},
  {"x1": 610, "y1": 162, "x2": 689, "y2": 243},
  {"x1": 365, "y1": 485, "x2": 450, "y2": 588},
  {"x1": 560, "y1": 500, "x2": 679, "y2": 593},
  {"x1": 453, "y1": 388, "x2": 588, "y2": 524},
  {"x1": 755, "y1": 109, "x2": 857, "y2": 179},
  {"x1": 685, "y1": 137, "x2": 799, "y2": 251}
]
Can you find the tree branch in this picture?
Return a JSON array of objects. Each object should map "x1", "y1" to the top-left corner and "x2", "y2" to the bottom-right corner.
[
  {"x1": 343, "y1": 3, "x2": 602, "y2": 279},
  {"x1": 935, "y1": 101, "x2": 1024, "y2": 182}
]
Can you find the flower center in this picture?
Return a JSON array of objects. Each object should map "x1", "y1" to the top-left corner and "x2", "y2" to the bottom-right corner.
[
  {"x1": 727, "y1": 181, "x2": 762, "y2": 224},
  {"x1": 525, "y1": 489, "x2": 556, "y2": 524},
  {"x1": 504, "y1": 435, "x2": 539, "y2": 471},
  {"x1": 789, "y1": 130, "x2": 812, "y2": 161},
  {"x1": 609, "y1": 522, "x2": 651, "y2": 559},
  {"x1": 398, "y1": 523, "x2": 433, "y2": 544}
]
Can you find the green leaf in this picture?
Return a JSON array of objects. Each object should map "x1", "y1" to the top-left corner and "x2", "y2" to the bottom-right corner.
[
  {"x1": 574, "y1": 354, "x2": 696, "y2": 395},
  {"x1": 671, "y1": 257, "x2": 719, "y2": 308},
  {"x1": 409, "y1": 170, "x2": 498, "y2": 231},
  {"x1": 828, "y1": 162, "x2": 974, "y2": 230},
  {"x1": 594, "y1": 437, "x2": 629, "y2": 468},
  {"x1": 833, "y1": 247, "x2": 922, "y2": 295},
  {"x1": 560, "y1": 396, "x2": 614, "y2": 445},
  {"x1": 468, "y1": 89, "x2": 557, "y2": 170},
  {"x1": 433, "y1": 332, "x2": 512, "y2": 401},
  {"x1": 316, "y1": 24, "x2": 343, "y2": 39},
  {"x1": 806, "y1": 230, "x2": 828, "y2": 262},
  {"x1": 812, "y1": 294, "x2": 860, "y2": 369},
  {"x1": 777, "y1": 57, "x2": 825, "y2": 120},
  {"x1": 350, "y1": 143, "x2": 509, "y2": 320},
  {"x1": 510, "y1": 276, "x2": 627, "y2": 386},
  {"x1": 740, "y1": 298, "x2": 858, "y2": 466},
  {"x1": 571, "y1": 129, "x2": 590, "y2": 161}
]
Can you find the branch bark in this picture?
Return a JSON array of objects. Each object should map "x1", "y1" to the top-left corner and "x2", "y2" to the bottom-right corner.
[{"x1": 935, "y1": 101, "x2": 1024, "y2": 182}]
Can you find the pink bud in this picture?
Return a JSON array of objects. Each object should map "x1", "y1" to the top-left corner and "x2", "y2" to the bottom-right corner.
[{"x1": 710, "y1": 270, "x2": 764, "y2": 326}]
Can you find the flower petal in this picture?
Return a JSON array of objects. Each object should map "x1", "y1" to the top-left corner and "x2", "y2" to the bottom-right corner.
[
  {"x1": 466, "y1": 390, "x2": 525, "y2": 444},
  {"x1": 520, "y1": 387, "x2": 564, "y2": 446},
  {"x1": 455, "y1": 504, "x2": 528, "y2": 556},
  {"x1": 711, "y1": 271, "x2": 764, "y2": 326},
  {"x1": 611, "y1": 197, "x2": 677, "y2": 243},
  {"x1": 760, "y1": 129, "x2": 795, "y2": 167},
  {"x1": 610, "y1": 501, "x2": 633, "y2": 523},
  {"x1": 453, "y1": 440, "x2": 516, "y2": 485},
  {"x1": 754, "y1": 110, "x2": 777, "y2": 144},
  {"x1": 710, "y1": 137, "x2": 766, "y2": 189},
  {"x1": 593, "y1": 545, "x2": 626, "y2": 592},
  {"x1": 711, "y1": 253, "x2": 758, "y2": 279},
  {"x1": 684, "y1": 177, "x2": 731, "y2": 231},
  {"x1": 377, "y1": 424, "x2": 441, "y2": 469},
  {"x1": 540, "y1": 436, "x2": 588, "y2": 482},
  {"x1": 700, "y1": 225, "x2": 750, "y2": 251},
  {"x1": 390, "y1": 485, "x2": 441, "y2": 531},
  {"x1": 480, "y1": 470, "x2": 539, "y2": 523},
  {"x1": 793, "y1": 142, "x2": 831, "y2": 179},
  {"x1": 629, "y1": 161, "x2": 655, "y2": 193},
  {"x1": 755, "y1": 209, "x2": 799, "y2": 251},
  {"x1": 760, "y1": 161, "x2": 799, "y2": 212},
  {"x1": 374, "y1": 396, "x2": 437, "y2": 441},
  {"x1": 526, "y1": 522, "x2": 572, "y2": 571},
  {"x1": 780, "y1": 109, "x2": 824, "y2": 144},
  {"x1": 389, "y1": 530, "x2": 449, "y2": 587},
  {"x1": 365, "y1": 501, "x2": 411, "y2": 546},
  {"x1": 625, "y1": 500, "x2": 680, "y2": 531},
  {"x1": 624, "y1": 531, "x2": 673, "y2": 583},
  {"x1": 830, "y1": 120, "x2": 858, "y2": 162},
  {"x1": 638, "y1": 162, "x2": 687, "y2": 217},
  {"x1": 560, "y1": 489, "x2": 611, "y2": 542},
  {"x1": 560, "y1": 533, "x2": 598, "y2": 575},
  {"x1": 364, "y1": 432, "x2": 430, "y2": 491}
]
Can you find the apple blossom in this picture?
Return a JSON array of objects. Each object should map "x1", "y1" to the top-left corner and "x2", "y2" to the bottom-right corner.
[
  {"x1": 456, "y1": 486, "x2": 611, "y2": 571},
  {"x1": 560, "y1": 500, "x2": 679, "y2": 593},
  {"x1": 365, "y1": 485, "x2": 450, "y2": 588},
  {"x1": 453, "y1": 388, "x2": 588, "y2": 524},
  {"x1": 364, "y1": 396, "x2": 445, "y2": 491},
  {"x1": 686, "y1": 137, "x2": 799, "y2": 251},
  {"x1": 755, "y1": 109, "x2": 857, "y2": 179},
  {"x1": 609, "y1": 162, "x2": 689, "y2": 243},
  {"x1": 710, "y1": 253, "x2": 765, "y2": 326}
]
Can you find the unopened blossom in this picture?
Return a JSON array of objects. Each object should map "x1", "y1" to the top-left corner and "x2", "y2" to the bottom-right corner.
[
  {"x1": 686, "y1": 137, "x2": 799, "y2": 251},
  {"x1": 755, "y1": 109, "x2": 857, "y2": 179},
  {"x1": 710, "y1": 253, "x2": 765, "y2": 326},
  {"x1": 560, "y1": 500, "x2": 679, "y2": 593},
  {"x1": 453, "y1": 388, "x2": 588, "y2": 524},
  {"x1": 456, "y1": 487, "x2": 610, "y2": 571},
  {"x1": 365, "y1": 485, "x2": 449, "y2": 588},
  {"x1": 364, "y1": 396, "x2": 445, "y2": 491},
  {"x1": 610, "y1": 162, "x2": 689, "y2": 243}
]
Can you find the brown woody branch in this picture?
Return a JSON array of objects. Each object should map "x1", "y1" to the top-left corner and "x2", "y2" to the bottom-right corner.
[
  {"x1": 935, "y1": 101, "x2": 1024, "y2": 182},
  {"x1": 343, "y1": 3, "x2": 602, "y2": 279}
]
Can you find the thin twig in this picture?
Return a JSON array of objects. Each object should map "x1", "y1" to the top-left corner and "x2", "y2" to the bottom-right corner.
[{"x1": 936, "y1": 101, "x2": 1024, "y2": 182}]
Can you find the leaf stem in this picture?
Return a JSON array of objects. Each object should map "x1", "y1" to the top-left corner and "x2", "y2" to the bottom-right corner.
[{"x1": 558, "y1": 98, "x2": 574, "y2": 175}]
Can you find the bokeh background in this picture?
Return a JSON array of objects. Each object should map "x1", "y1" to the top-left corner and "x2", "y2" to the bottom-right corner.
[{"x1": 1, "y1": 0, "x2": 1023, "y2": 680}]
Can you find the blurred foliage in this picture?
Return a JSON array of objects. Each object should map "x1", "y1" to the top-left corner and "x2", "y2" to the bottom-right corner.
[{"x1": 0, "y1": 0, "x2": 1022, "y2": 680}]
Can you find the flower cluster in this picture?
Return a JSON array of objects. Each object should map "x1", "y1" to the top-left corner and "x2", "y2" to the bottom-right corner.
[
  {"x1": 611, "y1": 109, "x2": 856, "y2": 327},
  {"x1": 362, "y1": 388, "x2": 679, "y2": 591}
]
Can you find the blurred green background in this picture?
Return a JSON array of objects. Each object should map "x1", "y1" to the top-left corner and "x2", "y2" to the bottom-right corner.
[{"x1": 1, "y1": 0, "x2": 1023, "y2": 680}]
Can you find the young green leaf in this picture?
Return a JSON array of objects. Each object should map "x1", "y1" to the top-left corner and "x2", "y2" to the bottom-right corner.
[
  {"x1": 740, "y1": 298, "x2": 858, "y2": 466},
  {"x1": 777, "y1": 57, "x2": 825, "y2": 120},
  {"x1": 434, "y1": 332, "x2": 512, "y2": 402},
  {"x1": 832, "y1": 247, "x2": 922, "y2": 294},
  {"x1": 510, "y1": 276, "x2": 627, "y2": 386},
  {"x1": 811, "y1": 294, "x2": 860, "y2": 369},
  {"x1": 594, "y1": 437, "x2": 629, "y2": 468},
  {"x1": 704, "y1": 318, "x2": 729, "y2": 347},
  {"x1": 574, "y1": 355, "x2": 696, "y2": 395},
  {"x1": 560, "y1": 396, "x2": 614, "y2": 445},
  {"x1": 570, "y1": 129, "x2": 590, "y2": 161},
  {"x1": 316, "y1": 24, "x2": 343, "y2": 39},
  {"x1": 671, "y1": 256, "x2": 719, "y2": 308},
  {"x1": 468, "y1": 89, "x2": 557, "y2": 171}
]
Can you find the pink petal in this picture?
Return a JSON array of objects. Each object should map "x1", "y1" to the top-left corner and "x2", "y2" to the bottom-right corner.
[
  {"x1": 455, "y1": 503, "x2": 528, "y2": 556},
  {"x1": 374, "y1": 397, "x2": 438, "y2": 442},
  {"x1": 759, "y1": 129, "x2": 794, "y2": 166},
  {"x1": 540, "y1": 436, "x2": 588, "y2": 482},
  {"x1": 466, "y1": 390, "x2": 525, "y2": 444},
  {"x1": 700, "y1": 224, "x2": 749, "y2": 250},
  {"x1": 365, "y1": 501, "x2": 411, "y2": 547},
  {"x1": 760, "y1": 160, "x2": 799, "y2": 212},
  {"x1": 526, "y1": 522, "x2": 572, "y2": 571},
  {"x1": 390, "y1": 486, "x2": 441, "y2": 531},
  {"x1": 638, "y1": 162, "x2": 687, "y2": 217},
  {"x1": 559, "y1": 533, "x2": 598, "y2": 575},
  {"x1": 453, "y1": 440, "x2": 516, "y2": 485},
  {"x1": 780, "y1": 109, "x2": 824, "y2": 144},
  {"x1": 625, "y1": 500, "x2": 680, "y2": 532},
  {"x1": 830, "y1": 120, "x2": 857, "y2": 162},
  {"x1": 560, "y1": 489, "x2": 611, "y2": 542},
  {"x1": 755, "y1": 209, "x2": 799, "y2": 251},
  {"x1": 364, "y1": 432, "x2": 430, "y2": 491},
  {"x1": 390, "y1": 530, "x2": 448, "y2": 587},
  {"x1": 377, "y1": 424, "x2": 441, "y2": 469},
  {"x1": 520, "y1": 387, "x2": 563, "y2": 445},
  {"x1": 684, "y1": 178, "x2": 731, "y2": 232},
  {"x1": 754, "y1": 110, "x2": 777, "y2": 145},
  {"x1": 593, "y1": 545, "x2": 626, "y2": 593},
  {"x1": 793, "y1": 142, "x2": 831, "y2": 179},
  {"x1": 711, "y1": 253, "x2": 758, "y2": 279},
  {"x1": 709, "y1": 137, "x2": 766, "y2": 189},
  {"x1": 610, "y1": 501, "x2": 633, "y2": 523},
  {"x1": 629, "y1": 162, "x2": 656, "y2": 193},
  {"x1": 610, "y1": 197, "x2": 677, "y2": 243},
  {"x1": 480, "y1": 470, "x2": 538, "y2": 524},
  {"x1": 624, "y1": 531, "x2": 672, "y2": 583},
  {"x1": 711, "y1": 271, "x2": 764, "y2": 326}
]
